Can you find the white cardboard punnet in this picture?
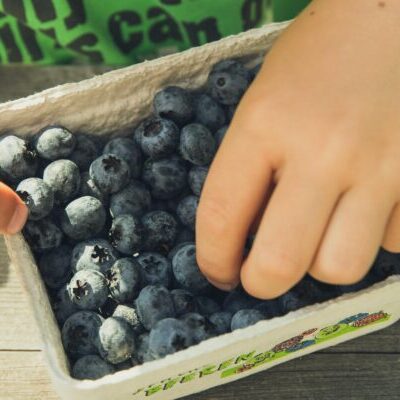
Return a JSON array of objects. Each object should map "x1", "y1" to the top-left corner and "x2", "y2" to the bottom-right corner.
[{"x1": 3, "y1": 20, "x2": 400, "y2": 400}]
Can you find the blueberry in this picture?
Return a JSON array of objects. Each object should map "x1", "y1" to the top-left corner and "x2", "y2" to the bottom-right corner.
[
  {"x1": 0, "y1": 135, "x2": 38, "y2": 183},
  {"x1": 99, "y1": 297, "x2": 119, "y2": 318},
  {"x1": 136, "y1": 117, "x2": 179, "y2": 158},
  {"x1": 69, "y1": 134, "x2": 99, "y2": 171},
  {"x1": 174, "y1": 229, "x2": 195, "y2": 245},
  {"x1": 137, "y1": 252, "x2": 172, "y2": 288},
  {"x1": 89, "y1": 154, "x2": 130, "y2": 194},
  {"x1": 110, "y1": 180, "x2": 151, "y2": 218},
  {"x1": 79, "y1": 172, "x2": 108, "y2": 204},
  {"x1": 153, "y1": 86, "x2": 194, "y2": 126},
  {"x1": 295, "y1": 276, "x2": 338, "y2": 303},
  {"x1": 53, "y1": 284, "x2": 78, "y2": 325},
  {"x1": 62, "y1": 311, "x2": 104, "y2": 357},
  {"x1": 141, "y1": 211, "x2": 178, "y2": 253},
  {"x1": 136, "y1": 285, "x2": 176, "y2": 330},
  {"x1": 72, "y1": 355, "x2": 115, "y2": 380},
  {"x1": 172, "y1": 244, "x2": 210, "y2": 294},
  {"x1": 149, "y1": 318, "x2": 193, "y2": 359},
  {"x1": 180, "y1": 313, "x2": 216, "y2": 344},
  {"x1": 71, "y1": 239, "x2": 118, "y2": 274},
  {"x1": 112, "y1": 305, "x2": 144, "y2": 335},
  {"x1": 16, "y1": 178, "x2": 54, "y2": 220},
  {"x1": 215, "y1": 126, "x2": 228, "y2": 147},
  {"x1": 34, "y1": 125, "x2": 76, "y2": 160},
  {"x1": 176, "y1": 195, "x2": 199, "y2": 231},
  {"x1": 106, "y1": 258, "x2": 141, "y2": 303},
  {"x1": 136, "y1": 333, "x2": 150, "y2": 364},
  {"x1": 68, "y1": 270, "x2": 108, "y2": 310},
  {"x1": 249, "y1": 63, "x2": 262, "y2": 81},
  {"x1": 43, "y1": 160, "x2": 80, "y2": 204},
  {"x1": 109, "y1": 214, "x2": 143, "y2": 255},
  {"x1": 171, "y1": 289, "x2": 198, "y2": 316},
  {"x1": 208, "y1": 59, "x2": 250, "y2": 105},
  {"x1": 371, "y1": 248, "x2": 400, "y2": 280},
  {"x1": 279, "y1": 290, "x2": 311, "y2": 313},
  {"x1": 188, "y1": 166, "x2": 208, "y2": 196},
  {"x1": 23, "y1": 217, "x2": 63, "y2": 253},
  {"x1": 61, "y1": 196, "x2": 106, "y2": 241},
  {"x1": 103, "y1": 137, "x2": 142, "y2": 178},
  {"x1": 38, "y1": 244, "x2": 72, "y2": 289},
  {"x1": 180, "y1": 124, "x2": 216, "y2": 166},
  {"x1": 96, "y1": 317, "x2": 136, "y2": 364},
  {"x1": 225, "y1": 105, "x2": 236, "y2": 122},
  {"x1": 195, "y1": 296, "x2": 221, "y2": 317},
  {"x1": 194, "y1": 93, "x2": 226, "y2": 132},
  {"x1": 254, "y1": 300, "x2": 283, "y2": 319},
  {"x1": 168, "y1": 242, "x2": 192, "y2": 260},
  {"x1": 230, "y1": 309, "x2": 264, "y2": 331},
  {"x1": 222, "y1": 288, "x2": 260, "y2": 314},
  {"x1": 142, "y1": 156, "x2": 187, "y2": 200},
  {"x1": 209, "y1": 312, "x2": 232, "y2": 335},
  {"x1": 336, "y1": 273, "x2": 378, "y2": 295}
]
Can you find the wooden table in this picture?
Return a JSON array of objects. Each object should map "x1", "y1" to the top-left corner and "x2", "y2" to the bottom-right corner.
[{"x1": 0, "y1": 67, "x2": 399, "y2": 400}]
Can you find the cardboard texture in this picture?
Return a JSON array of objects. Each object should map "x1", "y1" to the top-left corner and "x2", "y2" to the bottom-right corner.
[{"x1": 3, "y1": 20, "x2": 400, "y2": 400}]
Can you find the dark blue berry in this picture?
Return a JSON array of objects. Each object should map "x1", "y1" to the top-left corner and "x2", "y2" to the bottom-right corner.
[
  {"x1": 230, "y1": 309, "x2": 264, "y2": 331},
  {"x1": 136, "y1": 333, "x2": 150, "y2": 364},
  {"x1": 136, "y1": 285, "x2": 176, "y2": 330},
  {"x1": 254, "y1": 299, "x2": 283, "y2": 319},
  {"x1": 209, "y1": 311, "x2": 232, "y2": 335},
  {"x1": 137, "y1": 252, "x2": 172, "y2": 288},
  {"x1": 103, "y1": 137, "x2": 142, "y2": 178},
  {"x1": 176, "y1": 195, "x2": 199, "y2": 231},
  {"x1": 222, "y1": 288, "x2": 260, "y2": 314},
  {"x1": 279, "y1": 290, "x2": 311, "y2": 313},
  {"x1": 109, "y1": 214, "x2": 143, "y2": 255},
  {"x1": 174, "y1": 229, "x2": 195, "y2": 245},
  {"x1": 43, "y1": 160, "x2": 80, "y2": 205},
  {"x1": 153, "y1": 86, "x2": 194, "y2": 126},
  {"x1": 168, "y1": 242, "x2": 192, "y2": 260},
  {"x1": 142, "y1": 156, "x2": 187, "y2": 200},
  {"x1": 89, "y1": 154, "x2": 130, "y2": 194},
  {"x1": 180, "y1": 312, "x2": 216, "y2": 344},
  {"x1": 188, "y1": 166, "x2": 208, "y2": 196},
  {"x1": 72, "y1": 355, "x2": 115, "y2": 380},
  {"x1": 61, "y1": 196, "x2": 106, "y2": 241},
  {"x1": 180, "y1": 123, "x2": 216, "y2": 166},
  {"x1": 106, "y1": 258, "x2": 141, "y2": 303},
  {"x1": 79, "y1": 172, "x2": 108, "y2": 204},
  {"x1": 34, "y1": 125, "x2": 76, "y2": 160},
  {"x1": 23, "y1": 217, "x2": 63, "y2": 253},
  {"x1": 136, "y1": 117, "x2": 179, "y2": 158},
  {"x1": 215, "y1": 126, "x2": 228, "y2": 147},
  {"x1": 194, "y1": 93, "x2": 226, "y2": 132},
  {"x1": 16, "y1": 178, "x2": 54, "y2": 220},
  {"x1": 171, "y1": 289, "x2": 198, "y2": 316},
  {"x1": 195, "y1": 296, "x2": 221, "y2": 317},
  {"x1": 69, "y1": 134, "x2": 99, "y2": 171},
  {"x1": 53, "y1": 284, "x2": 78, "y2": 325},
  {"x1": 371, "y1": 248, "x2": 400, "y2": 280}
]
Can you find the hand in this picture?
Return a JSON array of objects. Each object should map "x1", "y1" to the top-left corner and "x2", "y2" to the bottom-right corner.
[
  {"x1": 196, "y1": 0, "x2": 400, "y2": 299},
  {"x1": 0, "y1": 182, "x2": 28, "y2": 235}
]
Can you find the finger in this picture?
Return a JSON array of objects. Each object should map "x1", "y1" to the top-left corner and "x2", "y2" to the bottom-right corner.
[
  {"x1": 240, "y1": 164, "x2": 341, "y2": 299},
  {"x1": 382, "y1": 202, "x2": 400, "y2": 252},
  {"x1": 196, "y1": 124, "x2": 275, "y2": 291},
  {"x1": 0, "y1": 182, "x2": 28, "y2": 234},
  {"x1": 310, "y1": 183, "x2": 394, "y2": 284}
]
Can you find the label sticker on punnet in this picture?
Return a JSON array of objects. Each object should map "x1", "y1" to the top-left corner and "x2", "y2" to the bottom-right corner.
[{"x1": 132, "y1": 310, "x2": 391, "y2": 397}]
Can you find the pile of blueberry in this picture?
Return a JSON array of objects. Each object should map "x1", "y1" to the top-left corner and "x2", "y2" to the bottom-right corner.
[{"x1": 1, "y1": 59, "x2": 399, "y2": 381}]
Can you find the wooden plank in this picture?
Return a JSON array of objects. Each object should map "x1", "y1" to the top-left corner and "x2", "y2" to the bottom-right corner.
[{"x1": 0, "y1": 351, "x2": 399, "y2": 400}]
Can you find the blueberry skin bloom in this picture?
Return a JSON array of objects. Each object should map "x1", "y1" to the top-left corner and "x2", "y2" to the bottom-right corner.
[
  {"x1": 194, "y1": 93, "x2": 226, "y2": 132},
  {"x1": 142, "y1": 156, "x2": 187, "y2": 200},
  {"x1": 79, "y1": 171, "x2": 108, "y2": 204},
  {"x1": 209, "y1": 311, "x2": 232, "y2": 334},
  {"x1": 149, "y1": 318, "x2": 193, "y2": 359},
  {"x1": 135, "y1": 117, "x2": 179, "y2": 159},
  {"x1": 230, "y1": 309, "x2": 264, "y2": 331},
  {"x1": 16, "y1": 178, "x2": 54, "y2": 220},
  {"x1": 136, "y1": 252, "x2": 172, "y2": 288},
  {"x1": 34, "y1": 125, "x2": 76, "y2": 160},
  {"x1": 71, "y1": 239, "x2": 118, "y2": 274},
  {"x1": 23, "y1": 217, "x2": 63, "y2": 253},
  {"x1": 153, "y1": 86, "x2": 194, "y2": 126},
  {"x1": 43, "y1": 159, "x2": 81, "y2": 205},
  {"x1": 176, "y1": 195, "x2": 199, "y2": 231},
  {"x1": 106, "y1": 258, "x2": 141, "y2": 303},
  {"x1": 172, "y1": 244, "x2": 211, "y2": 294},
  {"x1": 89, "y1": 154, "x2": 130, "y2": 194},
  {"x1": 112, "y1": 304, "x2": 144, "y2": 335},
  {"x1": 68, "y1": 270, "x2": 109, "y2": 311},
  {"x1": 109, "y1": 214, "x2": 143, "y2": 255},
  {"x1": 136, "y1": 285, "x2": 176, "y2": 330},
  {"x1": 96, "y1": 317, "x2": 136, "y2": 364},
  {"x1": 0, "y1": 135, "x2": 38, "y2": 183},
  {"x1": 180, "y1": 123, "x2": 216, "y2": 166},
  {"x1": 62, "y1": 311, "x2": 104, "y2": 357},
  {"x1": 72, "y1": 355, "x2": 115, "y2": 380},
  {"x1": 103, "y1": 137, "x2": 142, "y2": 178},
  {"x1": 61, "y1": 196, "x2": 106, "y2": 241}
]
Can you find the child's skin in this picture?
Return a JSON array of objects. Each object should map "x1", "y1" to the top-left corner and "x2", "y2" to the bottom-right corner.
[{"x1": 2, "y1": 0, "x2": 400, "y2": 300}]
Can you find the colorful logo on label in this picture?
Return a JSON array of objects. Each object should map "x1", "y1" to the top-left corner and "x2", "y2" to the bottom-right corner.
[{"x1": 133, "y1": 311, "x2": 390, "y2": 397}]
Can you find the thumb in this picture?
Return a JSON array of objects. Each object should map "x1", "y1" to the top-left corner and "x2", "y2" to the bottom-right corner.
[{"x1": 0, "y1": 182, "x2": 28, "y2": 235}]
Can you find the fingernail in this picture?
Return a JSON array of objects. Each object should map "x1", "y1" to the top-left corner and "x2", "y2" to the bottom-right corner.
[
  {"x1": 7, "y1": 203, "x2": 28, "y2": 234},
  {"x1": 207, "y1": 278, "x2": 236, "y2": 292}
]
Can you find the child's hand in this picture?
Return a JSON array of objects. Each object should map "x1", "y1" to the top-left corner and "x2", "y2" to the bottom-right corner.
[
  {"x1": 0, "y1": 182, "x2": 28, "y2": 235},
  {"x1": 196, "y1": 0, "x2": 400, "y2": 299}
]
